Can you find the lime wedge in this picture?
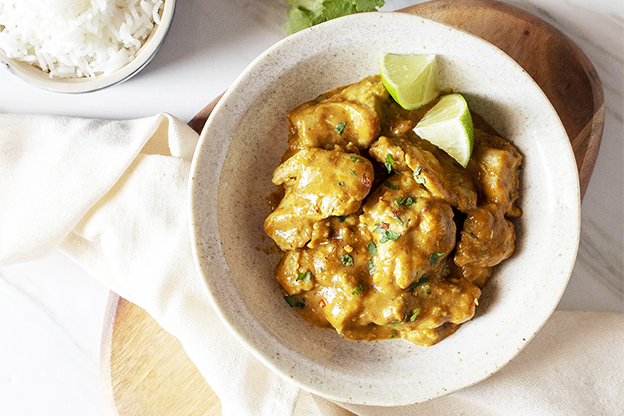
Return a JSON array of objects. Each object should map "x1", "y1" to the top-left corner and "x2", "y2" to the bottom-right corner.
[
  {"x1": 379, "y1": 53, "x2": 440, "y2": 110},
  {"x1": 413, "y1": 93, "x2": 474, "y2": 168}
]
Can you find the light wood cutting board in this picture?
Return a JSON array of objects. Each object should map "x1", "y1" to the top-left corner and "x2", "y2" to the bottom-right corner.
[{"x1": 101, "y1": 1, "x2": 605, "y2": 415}]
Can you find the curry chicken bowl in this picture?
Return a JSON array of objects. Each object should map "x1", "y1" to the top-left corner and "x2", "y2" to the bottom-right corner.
[
  {"x1": 264, "y1": 75, "x2": 522, "y2": 346},
  {"x1": 190, "y1": 13, "x2": 580, "y2": 406}
]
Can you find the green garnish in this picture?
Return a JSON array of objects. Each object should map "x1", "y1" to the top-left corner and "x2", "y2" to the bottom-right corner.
[
  {"x1": 379, "y1": 229, "x2": 401, "y2": 243},
  {"x1": 335, "y1": 122, "x2": 346, "y2": 135},
  {"x1": 350, "y1": 170, "x2": 356, "y2": 175},
  {"x1": 391, "y1": 330, "x2": 397, "y2": 338},
  {"x1": 366, "y1": 241, "x2": 377, "y2": 256},
  {"x1": 338, "y1": 215, "x2": 348, "y2": 223},
  {"x1": 395, "y1": 196, "x2": 414, "y2": 206},
  {"x1": 413, "y1": 166, "x2": 425, "y2": 184},
  {"x1": 392, "y1": 215, "x2": 403, "y2": 225},
  {"x1": 352, "y1": 284, "x2": 366, "y2": 295},
  {"x1": 285, "y1": 0, "x2": 385, "y2": 35},
  {"x1": 409, "y1": 309, "x2": 419, "y2": 322},
  {"x1": 338, "y1": 181, "x2": 344, "y2": 186},
  {"x1": 384, "y1": 154, "x2": 395, "y2": 173},
  {"x1": 407, "y1": 276, "x2": 429, "y2": 291},
  {"x1": 351, "y1": 156, "x2": 364, "y2": 162},
  {"x1": 284, "y1": 295, "x2": 307, "y2": 309},
  {"x1": 384, "y1": 181, "x2": 399, "y2": 190},
  {"x1": 391, "y1": 322, "x2": 401, "y2": 328},
  {"x1": 366, "y1": 260, "x2": 375, "y2": 274},
  {"x1": 429, "y1": 252, "x2": 444, "y2": 265},
  {"x1": 296, "y1": 271, "x2": 312, "y2": 281},
  {"x1": 341, "y1": 254, "x2": 354, "y2": 266}
]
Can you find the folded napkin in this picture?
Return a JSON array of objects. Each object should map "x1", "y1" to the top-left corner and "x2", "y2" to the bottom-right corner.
[{"x1": 0, "y1": 114, "x2": 621, "y2": 416}]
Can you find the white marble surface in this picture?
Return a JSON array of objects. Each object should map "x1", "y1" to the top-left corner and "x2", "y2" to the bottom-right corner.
[{"x1": 0, "y1": 0, "x2": 621, "y2": 415}]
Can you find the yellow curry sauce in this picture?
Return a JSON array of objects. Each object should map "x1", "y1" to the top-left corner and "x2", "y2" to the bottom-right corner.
[{"x1": 264, "y1": 76, "x2": 522, "y2": 346}]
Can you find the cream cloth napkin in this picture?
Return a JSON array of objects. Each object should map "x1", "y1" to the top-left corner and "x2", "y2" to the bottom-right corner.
[{"x1": 0, "y1": 114, "x2": 621, "y2": 416}]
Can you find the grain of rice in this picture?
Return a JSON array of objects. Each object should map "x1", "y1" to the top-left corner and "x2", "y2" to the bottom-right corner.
[{"x1": 0, "y1": 0, "x2": 164, "y2": 78}]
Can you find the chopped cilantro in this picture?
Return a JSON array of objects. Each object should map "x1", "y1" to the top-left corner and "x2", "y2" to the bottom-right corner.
[
  {"x1": 384, "y1": 154, "x2": 395, "y2": 173},
  {"x1": 296, "y1": 271, "x2": 312, "y2": 281},
  {"x1": 384, "y1": 181, "x2": 399, "y2": 190},
  {"x1": 335, "y1": 121, "x2": 346, "y2": 135},
  {"x1": 391, "y1": 330, "x2": 397, "y2": 339},
  {"x1": 379, "y1": 229, "x2": 401, "y2": 243},
  {"x1": 351, "y1": 156, "x2": 364, "y2": 162},
  {"x1": 410, "y1": 309, "x2": 419, "y2": 322},
  {"x1": 366, "y1": 241, "x2": 377, "y2": 256},
  {"x1": 285, "y1": 0, "x2": 385, "y2": 35},
  {"x1": 341, "y1": 253, "x2": 354, "y2": 266},
  {"x1": 392, "y1": 215, "x2": 403, "y2": 225},
  {"x1": 429, "y1": 252, "x2": 444, "y2": 265},
  {"x1": 284, "y1": 295, "x2": 307, "y2": 309},
  {"x1": 395, "y1": 196, "x2": 413, "y2": 206},
  {"x1": 352, "y1": 283, "x2": 366, "y2": 295},
  {"x1": 338, "y1": 181, "x2": 344, "y2": 186},
  {"x1": 350, "y1": 170, "x2": 356, "y2": 175},
  {"x1": 337, "y1": 215, "x2": 348, "y2": 223},
  {"x1": 413, "y1": 166, "x2": 425, "y2": 184},
  {"x1": 366, "y1": 261, "x2": 375, "y2": 274},
  {"x1": 391, "y1": 322, "x2": 401, "y2": 328},
  {"x1": 407, "y1": 276, "x2": 429, "y2": 291}
]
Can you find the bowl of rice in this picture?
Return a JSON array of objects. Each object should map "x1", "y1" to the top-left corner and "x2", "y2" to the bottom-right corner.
[{"x1": 0, "y1": 0, "x2": 175, "y2": 93}]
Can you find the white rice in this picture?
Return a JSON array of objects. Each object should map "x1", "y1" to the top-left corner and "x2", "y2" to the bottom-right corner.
[{"x1": 0, "y1": 0, "x2": 164, "y2": 78}]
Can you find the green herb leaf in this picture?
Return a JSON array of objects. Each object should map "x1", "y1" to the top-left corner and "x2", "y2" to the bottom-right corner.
[
  {"x1": 384, "y1": 181, "x2": 399, "y2": 190},
  {"x1": 284, "y1": 295, "x2": 307, "y2": 309},
  {"x1": 392, "y1": 215, "x2": 403, "y2": 225},
  {"x1": 429, "y1": 252, "x2": 444, "y2": 265},
  {"x1": 341, "y1": 253, "x2": 354, "y2": 266},
  {"x1": 395, "y1": 196, "x2": 414, "y2": 206},
  {"x1": 296, "y1": 271, "x2": 312, "y2": 281},
  {"x1": 384, "y1": 154, "x2": 395, "y2": 173},
  {"x1": 413, "y1": 166, "x2": 425, "y2": 184},
  {"x1": 352, "y1": 283, "x2": 366, "y2": 295},
  {"x1": 409, "y1": 309, "x2": 419, "y2": 322},
  {"x1": 351, "y1": 156, "x2": 364, "y2": 162},
  {"x1": 391, "y1": 330, "x2": 397, "y2": 338},
  {"x1": 338, "y1": 181, "x2": 344, "y2": 186},
  {"x1": 407, "y1": 276, "x2": 429, "y2": 291},
  {"x1": 286, "y1": 0, "x2": 385, "y2": 35},
  {"x1": 379, "y1": 229, "x2": 401, "y2": 243},
  {"x1": 350, "y1": 170, "x2": 356, "y2": 175},
  {"x1": 391, "y1": 322, "x2": 401, "y2": 328},
  {"x1": 335, "y1": 121, "x2": 346, "y2": 135},
  {"x1": 366, "y1": 260, "x2": 375, "y2": 274},
  {"x1": 366, "y1": 241, "x2": 377, "y2": 256},
  {"x1": 337, "y1": 215, "x2": 348, "y2": 223}
]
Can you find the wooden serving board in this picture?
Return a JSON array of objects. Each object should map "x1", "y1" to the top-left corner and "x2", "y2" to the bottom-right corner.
[{"x1": 101, "y1": 1, "x2": 604, "y2": 415}]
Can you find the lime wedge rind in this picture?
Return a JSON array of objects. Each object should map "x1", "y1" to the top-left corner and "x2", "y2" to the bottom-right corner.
[{"x1": 413, "y1": 93, "x2": 474, "y2": 168}]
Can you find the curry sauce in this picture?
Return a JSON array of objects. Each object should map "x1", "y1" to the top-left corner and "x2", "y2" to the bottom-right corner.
[{"x1": 264, "y1": 76, "x2": 522, "y2": 346}]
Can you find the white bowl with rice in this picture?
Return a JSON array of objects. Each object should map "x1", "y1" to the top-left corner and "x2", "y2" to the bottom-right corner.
[{"x1": 0, "y1": 0, "x2": 175, "y2": 93}]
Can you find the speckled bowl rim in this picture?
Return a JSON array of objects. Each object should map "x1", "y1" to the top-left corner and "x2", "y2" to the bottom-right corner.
[
  {"x1": 189, "y1": 12, "x2": 580, "y2": 406},
  {"x1": 0, "y1": 0, "x2": 176, "y2": 94}
]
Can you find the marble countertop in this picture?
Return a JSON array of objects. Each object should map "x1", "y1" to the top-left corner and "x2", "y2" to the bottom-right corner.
[{"x1": 0, "y1": 0, "x2": 622, "y2": 414}]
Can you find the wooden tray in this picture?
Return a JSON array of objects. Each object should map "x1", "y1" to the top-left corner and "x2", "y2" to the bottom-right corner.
[{"x1": 101, "y1": 1, "x2": 604, "y2": 415}]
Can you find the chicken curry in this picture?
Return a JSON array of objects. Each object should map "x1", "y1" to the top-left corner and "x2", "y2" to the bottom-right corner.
[{"x1": 264, "y1": 76, "x2": 522, "y2": 346}]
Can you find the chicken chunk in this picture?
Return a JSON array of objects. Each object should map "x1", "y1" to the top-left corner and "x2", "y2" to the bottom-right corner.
[
  {"x1": 264, "y1": 147, "x2": 375, "y2": 251},
  {"x1": 467, "y1": 129, "x2": 523, "y2": 217},
  {"x1": 369, "y1": 136, "x2": 477, "y2": 212},
  {"x1": 359, "y1": 171, "x2": 456, "y2": 289},
  {"x1": 286, "y1": 76, "x2": 388, "y2": 156}
]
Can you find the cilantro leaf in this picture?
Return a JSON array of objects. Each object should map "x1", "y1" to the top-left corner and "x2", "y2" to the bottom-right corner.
[
  {"x1": 296, "y1": 271, "x2": 312, "y2": 281},
  {"x1": 335, "y1": 121, "x2": 346, "y2": 135},
  {"x1": 284, "y1": 295, "x2": 307, "y2": 309},
  {"x1": 341, "y1": 253, "x2": 354, "y2": 266},
  {"x1": 366, "y1": 241, "x2": 377, "y2": 256},
  {"x1": 384, "y1": 154, "x2": 394, "y2": 173},
  {"x1": 285, "y1": 0, "x2": 385, "y2": 35},
  {"x1": 352, "y1": 283, "x2": 366, "y2": 295},
  {"x1": 429, "y1": 252, "x2": 444, "y2": 265}
]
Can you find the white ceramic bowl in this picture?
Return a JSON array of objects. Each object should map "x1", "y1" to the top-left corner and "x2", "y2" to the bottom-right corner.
[
  {"x1": 190, "y1": 12, "x2": 580, "y2": 406},
  {"x1": 0, "y1": 0, "x2": 175, "y2": 93}
]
